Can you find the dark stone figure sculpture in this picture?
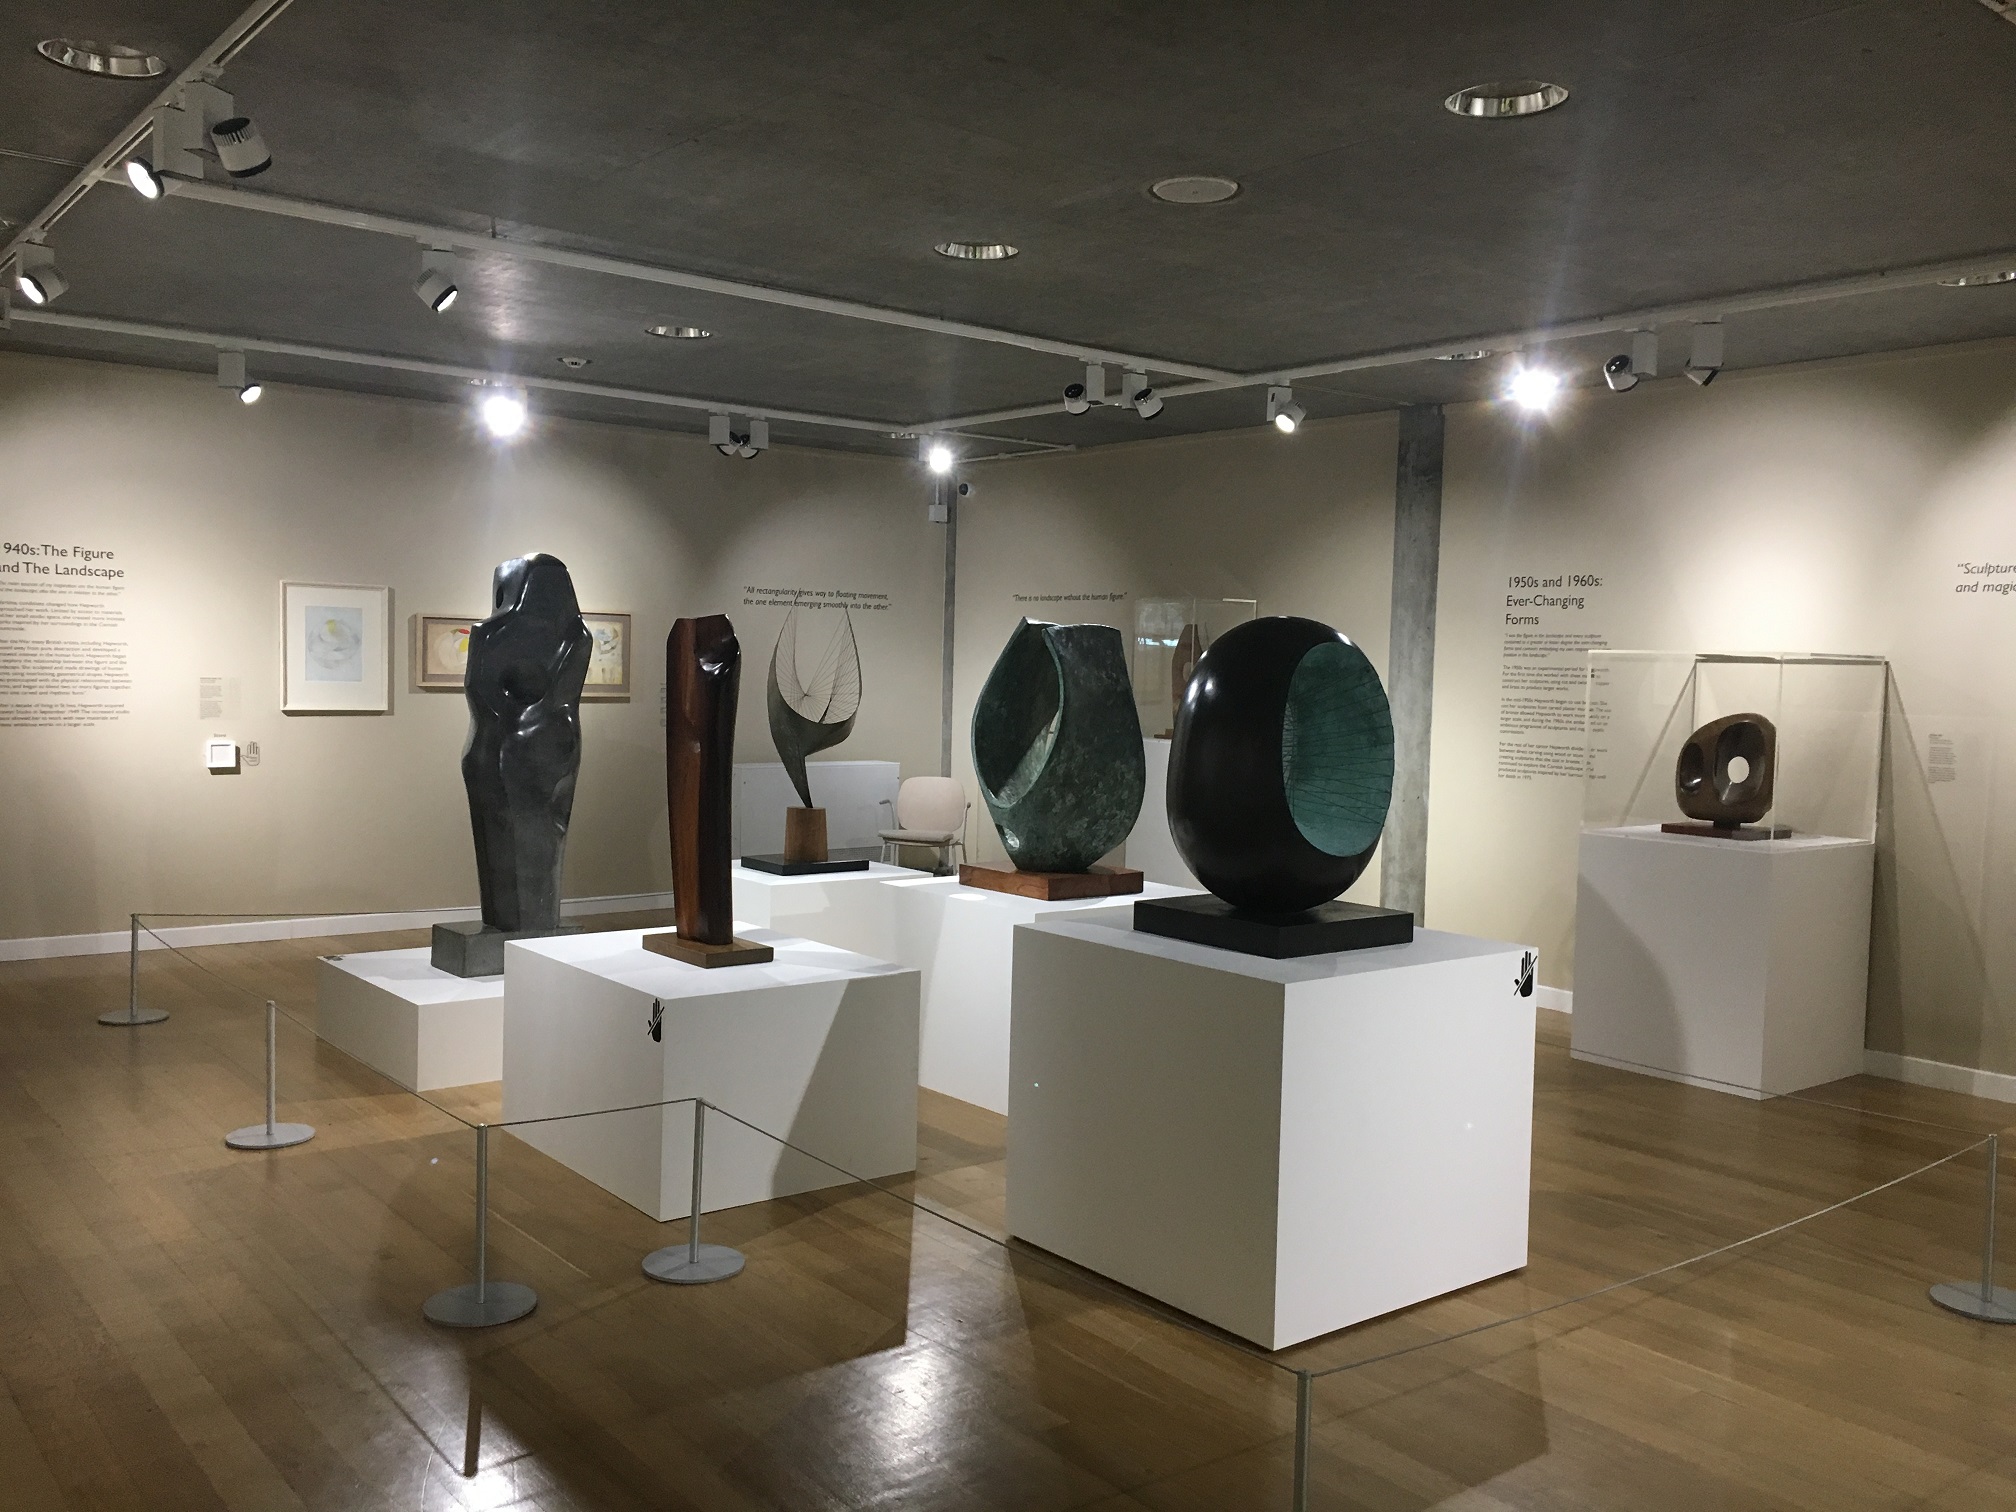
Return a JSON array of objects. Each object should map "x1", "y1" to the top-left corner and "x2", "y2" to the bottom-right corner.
[
  {"x1": 1662, "y1": 712, "x2": 1781, "y2": 839},
  {"x1": 1137, "y1": 615, "x2": 1411, "y2": 957},
  {"x1": 431, "y1": 554, "x2": 593, "y2": 977},
  {"x1": 647, "y1": 615, "x2": 773, "y2": 966},
  {"x1": 970, "y1": 619, "x2": 1146, "y2": 887}
]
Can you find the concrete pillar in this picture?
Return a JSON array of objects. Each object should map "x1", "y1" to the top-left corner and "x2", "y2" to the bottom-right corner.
[{"x1": 1381, "y1": 405, "x2": 1444, "y2": 920}]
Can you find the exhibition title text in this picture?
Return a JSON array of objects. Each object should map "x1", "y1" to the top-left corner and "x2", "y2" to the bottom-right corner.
[
  {"x1": 1503, "y1": 573, "x2": 1599, "y2": 624},
  {"x1": 1, "y1": 542, "x2": 124, "y2": 580}
]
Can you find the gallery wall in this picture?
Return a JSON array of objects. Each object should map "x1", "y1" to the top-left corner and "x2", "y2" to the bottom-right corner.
[{"x1": 0, "y1": 351, "x2": 946, "y2": 940}]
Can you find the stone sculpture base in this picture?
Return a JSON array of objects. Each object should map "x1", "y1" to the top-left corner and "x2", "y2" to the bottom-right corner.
[
  {"x1": 1659, "y1": 823, "x2": 1795, "y2": 842},
  {"x1": 1132, "y1": 896, "x2": 1414, "y2": 959},
  {"x1": 959, "y1": 864, "x2": 1145, "y2": 902},
  {"x1": 741, "y1": 853, "x2": 872, "y2": 876},
  {"x1": 642, "y1": 930, "x2": 776, "y2": 969},
  {"x1": 430, "y1": 920, "x2": 571, "y2": 978}
]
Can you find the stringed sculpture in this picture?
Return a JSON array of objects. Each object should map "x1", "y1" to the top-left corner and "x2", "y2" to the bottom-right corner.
[
  {"x1": 431, "y1": 553, "x2": 593, "y2": 977},
  {"x1": 745, "y1": 606, "x2": 867, "y2": 874}
]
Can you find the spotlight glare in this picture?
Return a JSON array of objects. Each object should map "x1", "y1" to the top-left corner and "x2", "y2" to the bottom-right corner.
[
  {"x1": 479, "y1": 390, "x2": 528, "y2": 439},
  {"x1": 124, "y1": 158, "x2": 164, "y2": 199},
  {"x1": 1506, "y1": 366, "x2": 1562, "y2": 412},
  {"x1": 926, "y1": 443, "x2": 955, "y2": 474},
  {"x1": 238, "y1": 383, "x2": 262, "y2": 405}
]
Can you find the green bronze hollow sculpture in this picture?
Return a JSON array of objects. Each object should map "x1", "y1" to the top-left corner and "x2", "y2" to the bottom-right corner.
[{"x1": 972, "y1": 618, "x2": 1145, "y2": 872}]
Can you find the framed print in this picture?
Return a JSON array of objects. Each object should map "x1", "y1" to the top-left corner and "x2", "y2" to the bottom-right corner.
[
  {"x1": 282, "y1": 582, "x2": 390, "y2": 712},
  {"x1": 582, "y1": 611, "x2": 632, "y2": 701},
  {"x1": 412, "y1": 612, "x2": 479, "y2": 691}
]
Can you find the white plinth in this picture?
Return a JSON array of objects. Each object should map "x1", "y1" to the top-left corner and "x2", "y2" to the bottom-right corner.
[
  {"x1": 316, "y1": 948, "x2": 503, "y2": 1090},
  {"x1": 892, "y1": 877, "x2": 1199, "y2": 1115},
  {"x1": 502, "y1": 927, "x2": 919, "y2": 1221},
  {"x1": 729, "y1": 860, "x2": 917, "y2": 962},
  {"x1": 1571, "y1": 826, "x2": 1875, "y2": 1097},
  {"x1": 1123, "y1": 737, "x2": 1201, "y2": 890},
  {"x1": 1008, "y1": 913, "x2": 1536, "y2": 1349},
  {"x1": 732, "y1": 760, "x2": 900, "y2": 856}
]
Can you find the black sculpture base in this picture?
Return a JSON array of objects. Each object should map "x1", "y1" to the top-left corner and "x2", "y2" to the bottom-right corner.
[
  {"x1": 1660, "y1": 822, "x2": 1794, "y2": 842},
  {"x1": 431, "y1": 921, "x2": 572, "y2": 978},
  {"x1": 740, "y1": 853, "x2": 872, "y2": 876},
  {"x1": 1133, "y1": 895, "x2": 1415, "y2": 959}
]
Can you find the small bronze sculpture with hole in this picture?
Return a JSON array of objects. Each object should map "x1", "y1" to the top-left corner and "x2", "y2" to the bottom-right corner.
[{"x1": 1661, "y1": 712, "x2": 1791, "y2": 840}]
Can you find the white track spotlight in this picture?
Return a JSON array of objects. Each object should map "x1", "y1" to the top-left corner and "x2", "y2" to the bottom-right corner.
[
  {"x1": 478, "y1": 387, "x2": 528, "y2": 440},
  {"x1": 216, "y1": 349, "x2": 261, "y2": 403},
  {"x1": 1266, "y1": 385, "x2": 1306, "y2": 433},
  {"x1": 12, "y1": 243, "x2": 66, "y2": 306},
  {"x1": 1505, "y1": 363, "x2": 1563, "y2": 412},
  {"x1": 1685, "y1": 321, "x2": 1724, "y2": 386},
  {"x1": 710, "y1": 413, "x2": 761, "y2": 458},
  {"x1": 923, "y1": 437, "x2": 956, "y2": 474},
  {"x1": 747, "y1": 418, "x2": 769, "y2": 454},
  {"x1": 1124, "y1": 371, "x2": 1163, "y2": 419},
  {"x1": 413, "y1": 246, "x2": 460, "y2": 312},
  {"x1": 1603, "y1": 330, "x2": 1660, "y2": 392},
  {"x1": 123, "y1": 157, "x2": 165, "y2": 199},
  {"x1": 1063, "y1": 363, "x2": 1106, "y2": 415},
  {"x1": 208, "y1": 114, "x2": 271, "y2": 178}
]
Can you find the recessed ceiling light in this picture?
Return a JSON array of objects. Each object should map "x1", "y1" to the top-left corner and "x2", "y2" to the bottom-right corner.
[
  {"x1": 1150, "y1": 175, "x2": 1240, "y2": 204},
  {"x1": 557, "y1": 355, "x2": 591, "y2": 369},
  {"x1": 1435, "y1": 349, "x2": 1495, "y2": 361},
  {"x1": 1938, "y1": 271, "x2": 2016, "y2": 287},
  {"x1": 645, "y1": 324, "x2": 711, "y2": 339},
  {"x1": 36, "y1": 39, "x2": 166, "y2": 78},
  {"x1": 934, "y1": 241, "x2": 1019, "y2": 261},
  {"x1": 1444, "y1": 81, "x2": 1569, "y2": 119}
]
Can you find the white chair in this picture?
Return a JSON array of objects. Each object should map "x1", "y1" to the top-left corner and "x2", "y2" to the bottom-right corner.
[{"x1": 877, "y1": 776, "x2": 970, "y2": 873}]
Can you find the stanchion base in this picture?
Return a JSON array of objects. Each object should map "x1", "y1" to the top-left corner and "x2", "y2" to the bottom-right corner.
[
  {"x1": 643, "y1": 1243, "x2": 746, "y2": 1285},
  {"x1": 1929, "y1": 1281, "x2": 2016, "y2": 1322},
  {"x1": 98, "y1": 1008, "x2": 169, "y2": 1026},
  {"x1": 423, "y1": 1281, "x2": 538, "y2": 1328},
  {"x1": 225, "y1": 1122, "x2": 316, "y2": 1150}
]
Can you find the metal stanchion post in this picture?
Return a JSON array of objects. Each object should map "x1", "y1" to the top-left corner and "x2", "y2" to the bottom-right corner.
[
  {"x1": 225, "y1": 1000, "x2": 315, "y2": 1149},
  {"x1": 425, "y1": 1124, "x2": 537, "y2": 1327},
  {"x1": 1931, "y1": 1132, "x2": 2016, "y2": 1322},
  {"x1": 99, "y1": 913, "x2": 169, "y2": 1026},
  {"x1": 643, "y1": 1099, "x2": 747, "y2": 1284},
  {"x1": 1291, "y1": 1370, "x2": 1313, "y2": 1512}
]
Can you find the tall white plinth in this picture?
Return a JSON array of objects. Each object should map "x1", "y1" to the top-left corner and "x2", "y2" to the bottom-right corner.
[
  {"x1": 729, "y1": 861, "x2": 917, "y2": 962},
  {"x1": 317, "y1": 948, "x2": 503, "y2": 1090},
  {"x1": 1571, "y1": 826, "x2": 1875, "y2": 1097},
  {"x1": 1008, "y1": 912, "x2": 1536, "y2": 1350},
  {"x1": 892, "y1": 877, "x2": 1199, "y2": 1115},
  {"x1": 502, "y1": 927, "x2": 919, "y2": 1221}
]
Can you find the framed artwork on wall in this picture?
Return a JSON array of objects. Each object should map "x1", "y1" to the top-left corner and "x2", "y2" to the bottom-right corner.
[
  {"x1": 582, "y1": 611, "x2": 633, "y2": 701},
  {"x1": 282, "y1": 582, "x2": 391, "y2": 712},
  {"x1": 411, "y1": 612, "x2": 479, "y2": 691}
]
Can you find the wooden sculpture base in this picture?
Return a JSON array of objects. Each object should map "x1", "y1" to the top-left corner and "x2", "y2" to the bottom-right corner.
[
  {"x1": 957, "y1": 864, "x2": 1145, "y2": 901},
  {"x1": 784, "y1": 806, "x2": 829, "y2": 863},
  {"x1": 642, "y1": 931, "x2": 776, "y2": 968},
  {"x1": 1659, "y1": 823, "x2": 1795, "y2": 842}
]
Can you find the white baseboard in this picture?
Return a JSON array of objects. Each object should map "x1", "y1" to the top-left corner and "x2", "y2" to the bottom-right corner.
[
  {"x1": 1535, "y1": 986, "x2": 1572, "y2": 1014},
  {"x1": 1864, "y1": 1049, "x2": 2016, "y2": 1105},
  {"x1": 0, "y1": 891, "x2": 678, "y2": 963}
]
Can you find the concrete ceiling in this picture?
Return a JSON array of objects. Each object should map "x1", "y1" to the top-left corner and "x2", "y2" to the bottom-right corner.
[{"x1": 7, "y1": 0, "x2": 2016, "y2": 456}]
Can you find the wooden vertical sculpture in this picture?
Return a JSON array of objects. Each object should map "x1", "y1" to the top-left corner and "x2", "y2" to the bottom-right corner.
[{"x1": 645, "y1": 614, "x2": 774, "y2": 967}]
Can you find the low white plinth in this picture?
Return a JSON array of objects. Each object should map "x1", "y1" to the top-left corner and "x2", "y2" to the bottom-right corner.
[
  {"x1": 732, "y1": 760, "x2": 900, "y2": 856},
  {"x1": 502, "y1": 927, "x2": 919, "y2": 1221},
  {"x1": 1571, "y1": 826, "x2": 1875, "y2": 1097},
  {"x1": 729, "y1": 861, "x2": 917, "y2": 962},
  {"x1": 316, "y1": 948, "x2": 503, "y2": 1090},
  {"x1": 1008, "y1": 913, "x2": 1536, "y2": 1349},
  {"x1": 892, "y1": 877, "x2": 1199, "y2": 1115}
]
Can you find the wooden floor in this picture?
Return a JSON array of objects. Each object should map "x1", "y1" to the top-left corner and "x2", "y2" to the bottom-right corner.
[{"x1": 4, "y1": 923, "x2": 2016, "y2": 1510}]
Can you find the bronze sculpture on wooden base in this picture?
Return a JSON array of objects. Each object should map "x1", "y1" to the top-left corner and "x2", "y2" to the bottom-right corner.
[
  {"x1": 743, "y1": 606, "x2": 869, "y2": 876},
  {"x1": 645, "y1": 614, "x2": 774, "y2": 968},
  {"x1": 1661, "y1": 712, "x2": 1788, "y2": 840}
]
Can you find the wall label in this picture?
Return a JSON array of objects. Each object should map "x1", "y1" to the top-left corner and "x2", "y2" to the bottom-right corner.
[
  {"x1": 741, "y1": 585, "x2": 891, "y2": 610},
  {"x1": 1496, "y1": 569, "x2": 1607, "y2": 781},
  {"x1": 0, "y1": 541, "x2": 133, "y2": 729}
]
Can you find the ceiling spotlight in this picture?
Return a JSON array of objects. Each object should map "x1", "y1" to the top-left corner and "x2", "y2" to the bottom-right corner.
[
  {"x1": 123, "y1": 158, "x2": 164, "y2": 199},
  {"x1": 1063, "y1": 363, "x2": 1105, "y2": 415},
  {"x1": 1434, "y1": 349, "x2": 1494, "y2": 362},
  {"x1": 1149, "y1": 175, "x2": 1240, "y2": 204},
  {"x1": 1444, "y1": 81, "x2": 1570, "y2": 119},
  {"x1": 208, "y1": 115, "x2": 271, "y2": 178},
  {"x1": 1685, "y1": 321, "x2": 1724, "y2": 386},
  {"x1": 36, "y1": 38, "x2": 165, "y2": 78},
  {"x1": 710, "y1": 413, "x2": 765, "y2": 459},
  {"x1": 1124, "y1": 371, "x2": 1163, "y2": 420},
  {"x1": 645, "y1": 324, "x2": 712, "y2": 339},
  {"x1": 1505, "y1": 365, "x2": 1562, "y2": 412},
  {"x1": 216, "y1": 350, "x2": 261, "y2": 404},
  {"x1": 413, "y1": 247, "x2": 459, "y2": 312},
  {"x1": 933, "y1": 241, "x2": 1019, "y2": 261},
  {"x1": 1266, "y1": 385, "x2": 1306, "y2": 433},
  {"x1": 1937, "y1": 271, "x2": 2016, "y2": 287},
  {"x1": 1603, "y1": 330, "x2": 1659, "y2": 393},
  {"x1": 924, "y1": 440, "x2": 956, "y2": 473},
  {"x1": 12, "y1": 244, "x2": 66, "y2": 306},
  {"x1": 557, "y1": 355, "x2": 590, "y2": 369},
  {"x1": 479, "y1": 389, "x2": 528, "y2": 440}
]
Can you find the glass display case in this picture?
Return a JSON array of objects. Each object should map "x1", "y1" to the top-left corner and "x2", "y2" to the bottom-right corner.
[
  {"x1": 1131, "y1": 597, "x2": 1258, "y2": 738},
  {"x1": 1582, "y1": 652, "x2": 1887, "y2": 842}
]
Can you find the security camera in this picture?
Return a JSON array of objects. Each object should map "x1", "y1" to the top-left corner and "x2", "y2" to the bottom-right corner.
[
  {"x1": 209, "y1": 116, "x2": 271, "y2": 179},
  {"x1": 1603, "y1": 354, "x2": 1639, "y2": 393},
  {"x1": 1062, "y1": 382, "x2": 1089, "y2": 415},
  {"x1": 955, "y1": 479, "x2": 976, "y2": 498}
]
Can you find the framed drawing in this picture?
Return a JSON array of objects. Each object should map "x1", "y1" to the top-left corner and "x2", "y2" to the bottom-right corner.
[
  {"x1": 282, "y1": 582, "x2": 390, "y2": 712},
  {"x1": 411, "y1": 613, "x2": 479, "y2": 691},
  {"x1": 582, "y1": 611, "x2": 632, "y2": 701}
]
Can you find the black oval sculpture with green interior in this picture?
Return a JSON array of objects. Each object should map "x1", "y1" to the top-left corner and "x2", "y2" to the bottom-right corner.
[
  {"x1": 972, "y1": 618, "x2": 1145, "y2": 872},
  {"x1": 1168, "y1": 615, "x2": 1394, "y2": 914}
]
